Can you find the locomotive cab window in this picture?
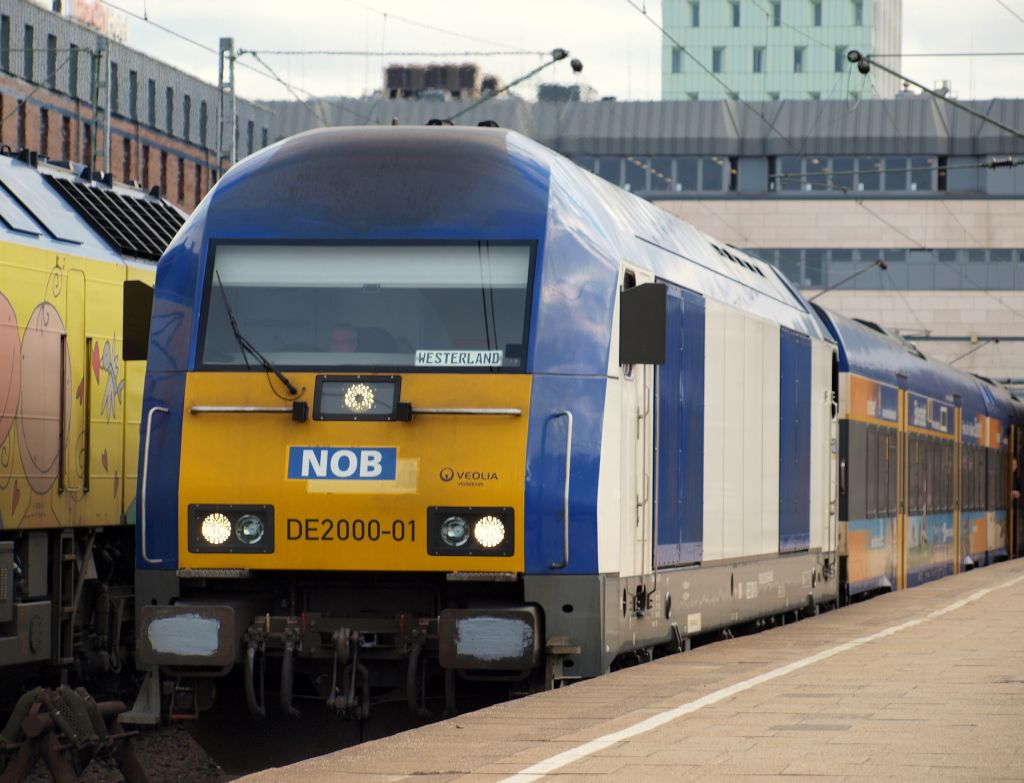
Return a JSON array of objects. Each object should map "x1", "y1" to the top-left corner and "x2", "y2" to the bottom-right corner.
[{"x1": 199, "y1": 243, "x2": 534, "y2": 371}]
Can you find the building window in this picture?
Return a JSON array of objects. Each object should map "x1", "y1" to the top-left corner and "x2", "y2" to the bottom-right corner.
[
  {"x1": 671, "y1": 47, "x2": 682, "y2": 73},
  {"x1": 183, "y1": 94, "x2": 191, "y2": 141},
  {"x1": 199, "y1": 100, "x2": 208, "y2": 146},
  {"x1": 194, "y1": 161, "x2": 202, "y2": 205},
  {"x1": 23, "y1": 25, "x2": 33, "y2": 83},
  {"x1": 812, "y1": 1, "x2": 822, "y2": 26},
  {"x1": 854, "y1": 0, "x2": 863, "y2": 25},
  {"x1": 129, "y1": 70, "x2": 137, "y2": 119},
  {"x1": 0, "y1": 16, "x2": 9, "y2": 72},
  {"x1": 61, "y1": 115, "x2": 70, "y2": 160},
  {"x1": 39, "y1": 108, "x2": 47, "y2": 156},
  {"x1": 122, "y1": 136, "x2": 130, "y2": 182},
  {"x1": 794, "y1": 46, "x2": 805, "y2": 73},
  {"x1": 772, "y1": 2, "x2": 781, "y2": 26},
  {"x1": 727, "y1": 91, "x2": 739, "y2": 101},
  {"x1": 768, "y1": 91, "x2": 780, "y2": 100},
  {"x1": 165, "y1": 86, "x2": 173, "y2": 133},
  {"x1": 45, "y1": 34, "x2": 56, "y2": 89},
  {"x1": 690, "y1": 1, "x2": 700, "y2": 26},
  {"x1": 713, "y1": 47, "x2": 724, "y2": 73},
  {"x1": 261, "y1": 127, "x2": 268, "y2": 148},
  {"x1": 110, "y1": 62, "x2": 119, "y2": 115},
  {"x1": 835, "y1": 46, "x2": 847, "y2": 72},
  {"x1": 147, "y1": 79, "x2": 156, "y2": 126},
  {"x1": 808, "y1": 91, "x2": 820, "y2": 100},
  {"x1": 142, "y1": 144, "x2": 150, "y2": 187},
  {"x1": 753, "y1": 46, "x2": 765, "y2": 73},
  {"x1": 730, "y1": 1, "x2": 740, "y2": 26},
  {"x1": 16, "y1": 100, "x2": 25, "y2": 149},
  {"x1": 687, "y1": 91, "x2": 699, "y2": 100},
  {"x1": 176, "y1": 156, "x2": 184, "y2": 202},
  {"x1": 68, "y1": 44, "x2": 78, "y2": 98},
  {"x1": 160, "y1": 150, "x2": 167, "y2": 195},
  {"x1": 246, "y1": 120, "x2": 254, "y2": 155}
]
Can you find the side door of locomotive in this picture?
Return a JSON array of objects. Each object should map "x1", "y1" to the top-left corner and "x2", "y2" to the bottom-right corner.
[{"x1": 619, "y1": 267, "x2": 656, "y2": 583}]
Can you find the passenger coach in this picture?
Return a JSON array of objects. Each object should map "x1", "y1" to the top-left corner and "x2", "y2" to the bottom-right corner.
[{"x1": 133, "y1": 127, "x2": 839, "y2": 720}]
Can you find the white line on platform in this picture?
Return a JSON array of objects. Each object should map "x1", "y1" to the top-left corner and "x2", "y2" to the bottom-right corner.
[{"x1": 495, "y1": 572, "x2": 1024, "y2": 783}]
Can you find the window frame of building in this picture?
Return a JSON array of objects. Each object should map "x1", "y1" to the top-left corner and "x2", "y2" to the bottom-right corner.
[
  {"x1": 835, "y1": 46, "x2": 847, "y2": 73},
  {"x1": 671, "y1": 47, "x2": 682, "y2": 74},
  {"x1": 147, "y1": 78, "x2": 156, "y2": 126},
  {"x1": 713, "y1": 46, "x2": 725, "y2": 74},
  {"x1": 690, "y1": 1, "x2": 700, "y2": 27},
  {"x1": 812, "y1": 1, "x2": 822, "y2": 26},
  {"x1": 165, "y1": 86, "x2": 174, "y2": 134},
  {"x1": 772, "y1": 2, "x2": 781, "y2": 26},
  {"x1": 23, "y1": 25, "x2": 33, "y2": 83},
  {"x1": 68, "y1": 43, "x2": 78, "y2": 98},
  {"x1": 753, "y1": 46, "x2": 765, "y2": 73},
  {"x1": 730, "y1": 1, "x2": 740, "y2": 26},
  {"x1": 129, "y1": 70, "x2": 138, "y2": 119},
  {"x1": 45, "y1": 34, "x2": 56, "y2": 89},
  {"x1": 110, "y1": 62, "x2": 119, "y2": 115},
  {"x1": 793, "y1": 46, "x2": 805, "y2": 73},
  {"x1": 854, "y1": 0, "x2": 864, "y2": 25},
  {"x1": 0, "y1": 16, "x2": 9, "y2": 73}
]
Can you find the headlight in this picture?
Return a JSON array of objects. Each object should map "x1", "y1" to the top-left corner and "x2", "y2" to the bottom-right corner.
[
  {"x1": 473, "y1": 516, "x2": 506, "y2": 548},
  {"x1": 188, "y1": 505, "x2": 275, "y2": 554},
  {"x1": 235, "y1": 514, "x2": 265, "y2": 545},
  {"x1": 201, "y1": 513, "x2": 232, "y2": 545},
  {"x1": 428, "y1": 507, "x2": 514, "y2": 557},
  {"x1": 440, "y1": 516, "x2": 470, "y2": 547},
  {"x1": 343, "y1": 383, "x2": 375, "y2": 413}
]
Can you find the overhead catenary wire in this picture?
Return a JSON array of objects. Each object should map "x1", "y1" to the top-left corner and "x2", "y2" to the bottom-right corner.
[
  {"x1": 338, "y1": 0, "x2": 518, "y2": 50},
  {"x1": 239, "y1": 49, "x2": 547, "y2": 58}
]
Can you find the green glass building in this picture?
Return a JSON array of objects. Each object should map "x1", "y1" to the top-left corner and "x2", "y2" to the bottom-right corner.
[{"x1": 661, "y1": 0, "x2": 901, "y2": 100}]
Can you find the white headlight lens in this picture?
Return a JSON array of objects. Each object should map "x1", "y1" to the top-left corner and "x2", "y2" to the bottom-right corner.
[
  {"x1": 235, "y1": 514, "x2": 265, "y2": 545},
  {"x1": 440, "y1": 516, "x2": 470, "y2": 547},
  {"x1": 473, "y1": 516, "x2": 506, "y2": 548},
  {"x1": 200, "y1": 513, "x2": 232, "y2": 545},
  {"x1": 344, "y1": 383, "x2": 375, "y2": 413}
]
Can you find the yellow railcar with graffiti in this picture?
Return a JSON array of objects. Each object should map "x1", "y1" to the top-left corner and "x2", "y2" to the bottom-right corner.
[{"x1": 0, "y1": 150, "x2": 183, "y2": 676}]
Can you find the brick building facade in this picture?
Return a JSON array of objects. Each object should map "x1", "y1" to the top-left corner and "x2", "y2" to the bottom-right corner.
[{"x1": 0, "y1": 0, "x2": 273, "y2": 211}]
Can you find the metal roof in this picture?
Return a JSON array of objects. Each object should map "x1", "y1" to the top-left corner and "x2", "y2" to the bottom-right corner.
[{"x1": 265, "y1": 95, "x2": 1024, "y2": 157}]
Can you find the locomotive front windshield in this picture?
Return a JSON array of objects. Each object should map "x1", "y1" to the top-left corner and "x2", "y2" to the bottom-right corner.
[{"x1": 199, "y1": 243, "x2": 533, "y2": 371}]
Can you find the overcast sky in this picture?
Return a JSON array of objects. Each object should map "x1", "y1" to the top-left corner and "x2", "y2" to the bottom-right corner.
[{"x1": 103, "y1": 0, "x2": 1024, "y2": 104}]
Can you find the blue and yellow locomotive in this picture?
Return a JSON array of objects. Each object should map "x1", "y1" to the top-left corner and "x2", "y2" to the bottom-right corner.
[{"x1": 134, "y1": 126, "x2": 1020, "y2": 720}]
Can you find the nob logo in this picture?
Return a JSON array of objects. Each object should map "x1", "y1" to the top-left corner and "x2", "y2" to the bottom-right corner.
[
  {"x1": 288, "y1": 447, "x2": 397, "y2": 480},
  {"x1": 439, "y1": 467, "x2": 455, "y2": 482}
]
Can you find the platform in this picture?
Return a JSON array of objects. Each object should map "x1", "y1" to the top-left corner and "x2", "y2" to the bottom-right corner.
[{"x1": 241, "y1": 560, "x2": 1024, "y2": 782}]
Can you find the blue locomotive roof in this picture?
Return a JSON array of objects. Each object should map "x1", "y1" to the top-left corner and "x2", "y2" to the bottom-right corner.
[
  {"x1": 164, "y1": 126, "x2": 828, "y2": 376},
  {"x1": 814, "y1": 305, "x2": 994, "y2": 421}
]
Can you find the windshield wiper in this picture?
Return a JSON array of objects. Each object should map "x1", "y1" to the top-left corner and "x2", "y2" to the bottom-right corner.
[{"x1": 215, "y1": 271, "x2": 299, "y2": 396}]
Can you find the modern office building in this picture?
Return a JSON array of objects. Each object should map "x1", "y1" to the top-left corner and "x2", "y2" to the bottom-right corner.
[
  {"x1": 660, "y1": 0, "x2": 902, "y2": 101},
  {"x1": 267, "y1": 94, "x2": 1024, "y2": 386},
  {"x1": 0, "y1": 0, "x2": 272, "y2": 210}
]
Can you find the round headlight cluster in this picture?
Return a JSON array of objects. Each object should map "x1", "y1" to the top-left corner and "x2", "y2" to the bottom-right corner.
[
  {"x1": 344, "y1": 383, "x2": 375, "y2": 413},
  {"x1": 441, "y1": 516, "x2": 470, "y2": 547},
  {"x1": 473, "y1": 516, "x2": 506, "y2": 548},
  {"x1": 200, "y1": 512, "x2": 266, "y2": 547},
  {"x1": 200, "y1": 513, "x2": 232, "y2": 545}
]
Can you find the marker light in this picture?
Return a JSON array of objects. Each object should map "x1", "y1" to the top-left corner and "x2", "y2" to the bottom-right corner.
[
  {"x1": 473, "y1": 516, "x2": 506, "y2": 548},
  {"x1": 343, "y1": 383, "x2": 375, "y2": 413},
  {"x1": 440, "y1": 516, "x2": 471, "y2": 547},
  {"x1": 235, "y1": 514, "x2": 265, "y2": 545},
  {"x1": 200, "y1": 513, "x2": 232, "y2": 545}
]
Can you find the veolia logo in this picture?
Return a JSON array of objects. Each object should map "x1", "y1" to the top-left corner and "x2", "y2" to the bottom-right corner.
[
  {"x1": 439, "y1": 467, "x2": 455, "y2": 482},
  {"x1": 287, "y1": 447, "x2": 397, "y2": 480}
]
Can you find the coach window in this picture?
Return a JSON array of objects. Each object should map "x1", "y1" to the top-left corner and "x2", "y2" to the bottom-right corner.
[
  {"x1": 866, "y1": 426, "x2": 878, "y2": 517},
  {"x1": 908, "y1": 437, "x2": 920, "y2": 515},
  {"x1": 201, "y1": 243, "x2": 534, "y2": 372}
]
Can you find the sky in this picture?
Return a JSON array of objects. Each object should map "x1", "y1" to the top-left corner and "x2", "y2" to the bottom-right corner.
[{"x1": 91, "y1": 0, "x2": 1024, "y2": 105}]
